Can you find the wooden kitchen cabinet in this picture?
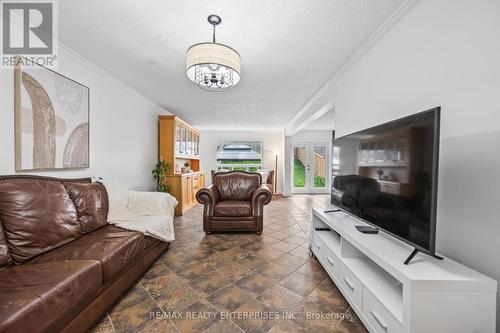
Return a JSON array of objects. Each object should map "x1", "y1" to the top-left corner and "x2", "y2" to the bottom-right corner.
[
  {"x1": 163, "y1": 171, "x2": 205, "y2": 216},
  {"x1": 159, "y1": 115, "x2": 205, "y2": 215}
]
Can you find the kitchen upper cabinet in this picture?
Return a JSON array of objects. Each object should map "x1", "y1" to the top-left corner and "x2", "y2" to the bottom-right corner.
[
  {"x1": 167, "y1": 120, "x2": 200, "y2": 158},
  {"x1": 159, "y1": 115, "x2": 201, "y2": 165}
]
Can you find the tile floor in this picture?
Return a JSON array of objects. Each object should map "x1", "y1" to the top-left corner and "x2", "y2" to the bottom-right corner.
[{"x1": 91, "y1": 195, "x2": 367, "y2": 333}]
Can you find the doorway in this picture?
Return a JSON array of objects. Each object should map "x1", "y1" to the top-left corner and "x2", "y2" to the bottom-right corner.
[{"x1": 291, "y1": 142, "x2": 329, "y2": 193}]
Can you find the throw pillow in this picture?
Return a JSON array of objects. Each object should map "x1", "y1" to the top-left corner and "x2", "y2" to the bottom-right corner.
[{"x1": 65, "y1": 182, "x2": 109, "y2": 233}]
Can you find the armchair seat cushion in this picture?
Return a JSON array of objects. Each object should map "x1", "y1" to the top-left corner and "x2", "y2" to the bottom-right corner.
[{"x1": 215, "y1": 200, "x2": 252, "y2": 217}]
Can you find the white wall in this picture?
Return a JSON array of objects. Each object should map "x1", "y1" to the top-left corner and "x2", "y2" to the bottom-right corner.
[
  {"x1": 284, "y1": 130, "x2": 333, "y2": 196},
  {"x1": 199, "y1": 130, "x2": 285, "y2": 192},
  {"x1": 0, "y1": 46, "x2": 169, "y2": 190},
  {"x1": 331, "y1": 0, "x2": 500, "y2": 325}
]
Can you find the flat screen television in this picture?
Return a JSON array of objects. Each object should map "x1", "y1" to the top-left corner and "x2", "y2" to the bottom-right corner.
[{"x1": 331, "y1": 107, "x2": 440, "y2": 257}]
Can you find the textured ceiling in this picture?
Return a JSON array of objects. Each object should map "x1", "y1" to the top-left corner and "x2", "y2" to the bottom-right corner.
[{"x1": 58, "y1": 0, "x2": 405, "y2": 129}]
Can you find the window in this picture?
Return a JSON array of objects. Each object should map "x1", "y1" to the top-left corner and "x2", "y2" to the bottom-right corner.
[{"x1": 216, "y1": 141, "x2": 263, "y2": 169}]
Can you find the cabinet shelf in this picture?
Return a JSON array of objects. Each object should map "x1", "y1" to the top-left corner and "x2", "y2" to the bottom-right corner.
[
  {"x1": 316, "y1": 230, "x2": 341, "y2": 257},
  {"x1": 344, "y1": 257, "x2": 403, "y2": 323},
  {"x1": 174, "y1": 153, "x2": 200, "y2": 161}
]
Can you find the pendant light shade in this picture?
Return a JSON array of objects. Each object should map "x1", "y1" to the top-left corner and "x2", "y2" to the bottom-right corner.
[{"x1": 186, "y1": 15, "x2": 241, "y2": 92}]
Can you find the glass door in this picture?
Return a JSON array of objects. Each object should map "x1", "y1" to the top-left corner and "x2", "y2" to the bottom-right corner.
[
  {"x1": 194, "y1": 133, "x2": 199, "y2": 155},
  {"x1": 291, "y1": 143, "x2": 309, "y2": 193},
  {"x1": 187, "y1": 130, "x2": 193, "y2": 155},
  {"x1": 181, "y1": 127, "x2": 187, "y2": 154},
  {"x1": 175, "y1": 123, "x2": 181, "y2": 154},
  {"x1": 291, "y1": 142, "x2": 330, "y2": 193},
  {"x1": 311, "y1": 144, "x2": 328, "y2": 192}
]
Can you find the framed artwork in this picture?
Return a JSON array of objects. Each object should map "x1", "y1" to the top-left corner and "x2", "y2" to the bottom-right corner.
[{"x1": 14, "y1": 58, "x2": 90, "y2": 170}]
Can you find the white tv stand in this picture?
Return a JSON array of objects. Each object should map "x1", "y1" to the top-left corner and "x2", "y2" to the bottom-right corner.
[{"x1": 310, "y1": 207, "x2": 497, "y2": 333}]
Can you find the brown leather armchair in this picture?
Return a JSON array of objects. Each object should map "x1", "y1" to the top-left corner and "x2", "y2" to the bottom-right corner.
[
  {"x1": 211, "y1": 169, "x2": 275, "y2": 193},
  {"x1": 196, "y1": 171, "x2": 272, "y2": 234}
]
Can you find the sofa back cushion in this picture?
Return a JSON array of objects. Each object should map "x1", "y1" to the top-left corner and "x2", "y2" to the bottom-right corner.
[
  {"x1": 65, "y1": 182, "x2": 109, "y2": 233},
  {"x1": 0, "y1": 223, "x2": 12, "y2": 267},
  {"x1": 214, "y1": 171, "x2": 261, "y2": 201},
  {"x1": 0, "y1": 180, "x2": 80, "y2": 264}
]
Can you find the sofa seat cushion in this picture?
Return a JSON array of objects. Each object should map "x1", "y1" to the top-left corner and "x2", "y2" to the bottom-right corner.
[
  {"x1": 215, "y1": 201, "x2": 252, "y2": 217},
  {"x1": 0, "y1": 180, "x2": 81, "y2": 264},
  {"x1": 0, "y1": 260, "x2": 102, "y2": 333},
  {"x1": 144, "y1": 236, "x2": 160, "y2": 251},
  {"x1": 29, "y1": 226, "x2": 144, "y2": 282}
]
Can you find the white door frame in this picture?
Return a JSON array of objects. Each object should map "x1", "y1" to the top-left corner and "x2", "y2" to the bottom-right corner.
[{"x1": 290, "y1": 142, "x2": 330, "y2": 194}]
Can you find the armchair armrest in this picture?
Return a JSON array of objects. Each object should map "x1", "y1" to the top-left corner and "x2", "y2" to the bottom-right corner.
[
  {"x1": 251, "y1": 184, "x2": 272, "y2": 216},
  {"x1": 127, "y1": 191, "x2": 178, "y2": 216},
  {"x1": 196, "y1": 185, "x2": 219, "y2": 217}
]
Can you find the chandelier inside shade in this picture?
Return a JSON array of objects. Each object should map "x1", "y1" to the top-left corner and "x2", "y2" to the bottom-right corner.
[{"x1": 186, "y1": 15, "x2": 241, "y2": 92}]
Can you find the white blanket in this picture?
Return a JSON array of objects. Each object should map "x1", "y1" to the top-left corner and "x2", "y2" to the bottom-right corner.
[{"x1": 100, "y1": 181, "x2": 177, "y2": 242}]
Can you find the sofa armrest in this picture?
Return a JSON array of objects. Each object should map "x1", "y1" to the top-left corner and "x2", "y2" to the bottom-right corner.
[
  {"x1": 251, "y1": 184, "x2": 272, "y2": 216},
  {"x1": 196, "y1": 185, "x2": 219, "y2": 217},
  {"x1": 127, "y1": 191, "x2": 178, "y2": 216}
]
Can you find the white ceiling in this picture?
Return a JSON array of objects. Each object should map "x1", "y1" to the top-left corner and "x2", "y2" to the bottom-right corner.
[{"x1": 58, "y1": 0, "x2": 405, "y2": 130}]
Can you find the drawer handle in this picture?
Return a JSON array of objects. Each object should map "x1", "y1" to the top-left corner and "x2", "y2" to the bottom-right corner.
[
  {"x1": 314, "y1": 242, "x2": 320, "y2": 249},
  {"x1": 370, "y1": 311, "x2": 388, "y2": 330},
  {"x1": 326, "y1": 257, "x2": 334, "y2": 266},
  {"x1": 343, "y1": 277, "x2": 354, "y2": 291}
]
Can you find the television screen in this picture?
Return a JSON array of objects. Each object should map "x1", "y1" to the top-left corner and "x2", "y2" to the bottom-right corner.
[{"x1": 331, "y1": 108, "x2": 440, "y2": 254}]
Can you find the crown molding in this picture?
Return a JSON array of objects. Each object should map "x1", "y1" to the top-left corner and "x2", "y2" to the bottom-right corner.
[
  {"x1": 1, "y1": 9, "x2": 166, "y2": 114},
  {"x1": 285, "y1": 0, "x2": 420, "y2": 134},
  {"x1": 57, "y1": 42, "x2": 170, "y2": 115}
]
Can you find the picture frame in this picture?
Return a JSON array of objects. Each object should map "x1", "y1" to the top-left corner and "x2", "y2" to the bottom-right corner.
[{"x1": 14, "y1": 57, "x2": 90, "y2": 171}]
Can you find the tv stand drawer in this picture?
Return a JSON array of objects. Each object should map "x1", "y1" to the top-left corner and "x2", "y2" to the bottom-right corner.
[
  {"x1": 312, "y1": 233, "x2": 324, "y2": 257},
  {"x1": 339, "y1": 264, "x2": 362, "y2": 310},
  {"x1": 363, "y1": 287, "x2": 402, "y2": 333}
]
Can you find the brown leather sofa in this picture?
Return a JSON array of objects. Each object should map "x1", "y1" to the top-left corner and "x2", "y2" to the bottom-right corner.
[
  {"x1": 0, "y1": 175, "x2": 169, "y2": 333},
  {"x1": 196, "y1": 171, "x2": 272, "y2": 234}
]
